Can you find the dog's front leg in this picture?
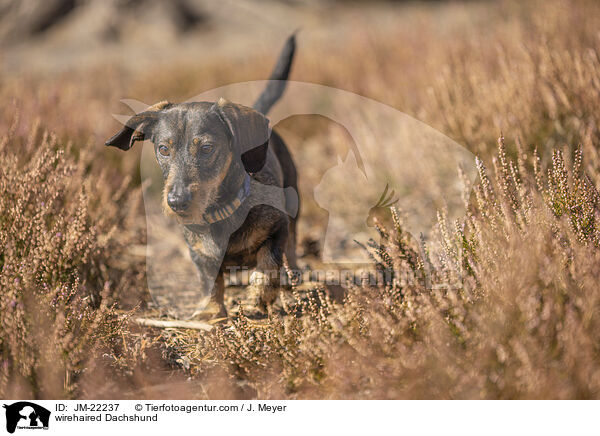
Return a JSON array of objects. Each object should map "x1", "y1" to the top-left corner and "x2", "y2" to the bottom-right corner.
[
  {"x1": 189, "y1": 260, "x2": 227, "y2": 320},
  {"x1": 187, "y1": 233, "x2": 228, "y2": 320},
  {"x1": 190, "y1": 262, "x2": 227, "y2": 319},
  {"x1": 204, "y1": 271, "x2": 227, "y2": 319},
  {"x1": 248, "y1": 224, "x2": 288, "y2": 313}
]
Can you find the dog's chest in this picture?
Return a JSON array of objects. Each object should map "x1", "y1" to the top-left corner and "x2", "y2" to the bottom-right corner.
[
  {"x1": 226, "y1": 222, "x2": 271, "y2": 255},
  {"x1": 182, "y1": 217, "x2": 268, "y2": 263},
  {"x1": 184, "y1": 229, "x2": 223, "y2": 260}
]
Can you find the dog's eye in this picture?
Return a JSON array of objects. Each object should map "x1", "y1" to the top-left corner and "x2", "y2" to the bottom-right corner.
[
  {"x1": 200, "y1": 144, "x2": 214, "y2": 155},
  {"x1": 158, "y1": 145, "x2": 170, "y2": 157}
]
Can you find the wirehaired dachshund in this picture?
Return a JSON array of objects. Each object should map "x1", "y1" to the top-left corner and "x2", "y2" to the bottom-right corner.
[{"x1": 105, "y1": 35, "x2": 299, "y2": 319}]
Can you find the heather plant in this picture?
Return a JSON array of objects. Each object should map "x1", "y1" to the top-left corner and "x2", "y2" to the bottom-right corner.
[
  {"x1": 0, "y1": 112, "x2": 145, "y2": 398},
  {"x1": 155, "y1": 135, "x2": 600, "y2": 399}
]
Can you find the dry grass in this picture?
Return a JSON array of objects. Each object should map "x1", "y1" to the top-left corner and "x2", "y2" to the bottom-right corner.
[
  {"x1": 0, "y1": 110, "x2": 147, "y2": 398},
  {"x1": 2, "y1": 0, "x2": 600, "y2": 399},
  {"x1": 146, "y1": 135, "x2": 600, "y2": 399}
]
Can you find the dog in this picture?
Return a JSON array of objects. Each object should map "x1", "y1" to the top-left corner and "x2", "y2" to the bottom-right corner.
[{"x1": 105, "y1": 35, "x2": 299, "y2": 319}]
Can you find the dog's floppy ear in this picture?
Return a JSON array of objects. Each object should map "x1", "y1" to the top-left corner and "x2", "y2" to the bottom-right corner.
[
  {"x1": 105, "y1": 101, "x2": 170, "y2": 150},
  {"x1": 213, "y1": 98, "x2": 271, "y2": 173}
]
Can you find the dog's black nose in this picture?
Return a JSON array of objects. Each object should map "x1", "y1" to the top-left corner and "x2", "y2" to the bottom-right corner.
[{"x1": 167, "y1": 188, "x2": 191, "y2": 212}]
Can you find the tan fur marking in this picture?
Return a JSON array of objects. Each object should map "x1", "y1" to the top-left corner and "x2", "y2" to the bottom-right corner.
[
  {"x1": 162, "y1": 170, "x2": 177, "y2": 217},
  {"x1": 148, "y1": 100, "x2": 170, "y2": 111},
  {"x1": 193, "y1": 241, "x2": 204, "y2": 252}
]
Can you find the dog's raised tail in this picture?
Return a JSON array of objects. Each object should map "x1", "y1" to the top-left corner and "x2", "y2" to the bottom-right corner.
[{"x1": 253, "y1": 33, "x2": 296, "y2": 115}]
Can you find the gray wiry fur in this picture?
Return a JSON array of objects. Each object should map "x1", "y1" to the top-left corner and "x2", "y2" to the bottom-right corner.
[
  {"x1": 253, "y1": 33, "x2": 296, "y2": 115},
  {"x1": 105, "y1": 34, "x2": 299, "y2": 318}
]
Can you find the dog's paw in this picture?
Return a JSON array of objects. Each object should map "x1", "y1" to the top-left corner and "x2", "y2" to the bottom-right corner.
[
  {"x1": 191, "y1": 301, "x2": 227, "y2": 321},
  {"x1": 248, "y1": 272, "x2": 278, "y2": 312}
]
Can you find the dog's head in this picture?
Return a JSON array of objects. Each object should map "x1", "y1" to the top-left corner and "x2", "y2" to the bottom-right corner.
[{"x1": 105, "y1": 98, "x2": 270, "y2": 223}]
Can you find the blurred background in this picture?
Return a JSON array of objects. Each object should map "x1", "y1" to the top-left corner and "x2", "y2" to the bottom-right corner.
[{"x1": 0, "y1": 0, "x2": 452, "y2": 74}]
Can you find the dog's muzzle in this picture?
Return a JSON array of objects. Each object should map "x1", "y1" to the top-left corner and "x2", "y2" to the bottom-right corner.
[{"x1": 167, "y1": 186, "x2": 192, "y2": 212}]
